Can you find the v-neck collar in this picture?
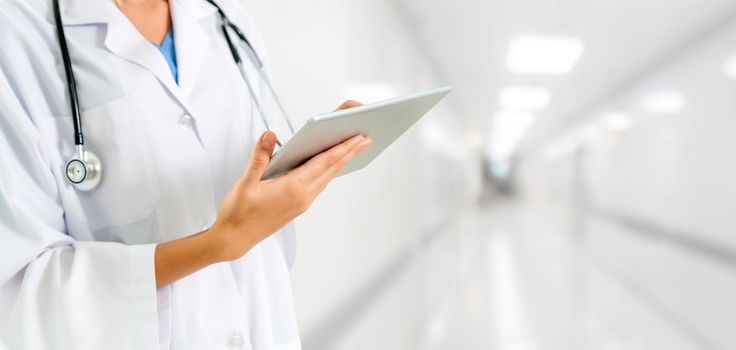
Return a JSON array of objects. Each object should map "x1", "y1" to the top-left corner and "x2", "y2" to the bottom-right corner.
[{"x1": 151, "y1": 28, "x2": 174, "y2": 48}]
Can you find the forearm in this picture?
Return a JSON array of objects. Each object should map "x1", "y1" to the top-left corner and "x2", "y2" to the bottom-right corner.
[
  {"x1": 153, "y1": 131, "x2": 370, "y2": 289},
  {"x1": 154, "y1": 230, "x2": 227, "y2": 289}
]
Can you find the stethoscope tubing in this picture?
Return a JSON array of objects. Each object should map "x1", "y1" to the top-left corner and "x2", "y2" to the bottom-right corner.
[
  {"x1": 53, "y1": 0, "x2": 84, "y2": 147},
  {"x1": 208, "y1": 0, "x2": 296, "y2": 140}
]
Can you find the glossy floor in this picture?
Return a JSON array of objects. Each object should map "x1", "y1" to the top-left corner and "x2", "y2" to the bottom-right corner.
[{"x1": 320, "y1": 197, "x2": 731, "y2": 350}]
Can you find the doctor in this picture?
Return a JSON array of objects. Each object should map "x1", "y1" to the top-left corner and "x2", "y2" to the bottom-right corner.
[{"x1": 0, "y1": 0, "x2": 371, "y2": 348}]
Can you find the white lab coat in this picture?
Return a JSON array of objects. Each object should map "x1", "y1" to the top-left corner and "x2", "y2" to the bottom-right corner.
[{"x1": 0, "y1": 0, "x2": 301, "y2": 349}]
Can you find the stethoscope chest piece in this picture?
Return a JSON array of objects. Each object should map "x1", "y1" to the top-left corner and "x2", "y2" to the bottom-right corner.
[{"x1": 66, "y1": 149, "x2": 102, "y2": 191}]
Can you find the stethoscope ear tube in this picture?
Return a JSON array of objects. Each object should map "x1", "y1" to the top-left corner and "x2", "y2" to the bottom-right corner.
[
  {"x1": 219, "y1": 20, "x2": 242, "y2": 65},
  {"x1": 225, "y1": 22, "x2": 264, "y2": 70},
  {"x1": 211, "y1": 0, "x2": 295, "y2": 138}
]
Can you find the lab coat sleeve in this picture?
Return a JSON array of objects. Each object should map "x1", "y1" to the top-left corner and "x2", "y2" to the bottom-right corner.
[
  {"x1": 0, "y1": 70, "x2": 160, "y2": 349},
  {"x1": 278, "y1": 221, "x2": 297, "y2": 270}
]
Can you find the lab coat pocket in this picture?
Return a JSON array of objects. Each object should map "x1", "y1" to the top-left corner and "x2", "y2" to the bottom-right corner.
[{"x1": 47, "y1": 97, "x2": 162, "y2": 239}]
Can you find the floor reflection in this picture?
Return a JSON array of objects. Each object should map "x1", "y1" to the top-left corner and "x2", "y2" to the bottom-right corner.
[{"x1": 420, "y1": 199, "x2": 718, "y2": 350}]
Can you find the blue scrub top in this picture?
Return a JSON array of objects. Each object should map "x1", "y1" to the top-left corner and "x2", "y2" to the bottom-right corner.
[{"x1": 152, "y1": 29, "x2": 178, "y2": 84}]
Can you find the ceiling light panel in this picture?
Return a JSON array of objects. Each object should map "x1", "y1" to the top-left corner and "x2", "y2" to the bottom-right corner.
[
  {"x1": 641, "y1": 91, "x2": 685, "y2": 114},
  {"x1": 577, "y1": 125, "x2": 602, "y2": 143},
  {"x1": 493, "y1": 110, "x2": 537, "y2": 130},
  {"x1": 498, "y1": 86, "x2": 551, "y2": 111},
  {"x1": 600, "y1": 112, "x2": 634, "y2": 131},
  {"x1": 507, "y1": 35, "x2": 585, "y2": 75},
  {"x1": 724, "y1": 54, "x2": 736, "y2": 78}
]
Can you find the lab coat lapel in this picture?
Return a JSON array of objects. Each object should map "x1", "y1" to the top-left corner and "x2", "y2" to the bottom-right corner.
[
  {"x1": 61, "y1": 0, "x2": 220, "y2": 150},
  {"x1": 170, "y1": 0, "x2": 215, "y2": 100},
  {"x1": 60, "y1": 0, "x2": 217, "y2": 101},
  {"x1": 61, "y1": 0, "x2": 182, "y2": 100},
  {"x1": 103, "y1": 10, "x2": 181, "y2": 98}
]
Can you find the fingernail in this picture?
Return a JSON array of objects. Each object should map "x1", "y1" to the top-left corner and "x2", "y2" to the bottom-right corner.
[{"x1": 262, "y1": 133, "x2": 276, "y2": 148}]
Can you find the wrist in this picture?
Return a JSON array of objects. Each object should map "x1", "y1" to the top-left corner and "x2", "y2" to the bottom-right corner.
[
  {"x1": 202, "y1": 222, "x2": 255, "y2": 263},
  {"x1": 154, "y1": 226, "x2": 234, "y2": 289},
  {"x1": 198, "y1": 226, "x2": 232, "y2": 264}
]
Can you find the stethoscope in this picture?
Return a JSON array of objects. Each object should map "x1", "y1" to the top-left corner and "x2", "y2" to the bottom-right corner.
[{"x1": 52, "y1": 0, "x2": 295, "y2": 191}]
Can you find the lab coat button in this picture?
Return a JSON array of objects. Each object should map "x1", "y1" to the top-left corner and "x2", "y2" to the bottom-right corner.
[
  {"x1": 226, "y1": 332, "x2": 245, "y2": 349},
  {"x1": 178, "y1": 115, "x2": 194, "y2": 130}
]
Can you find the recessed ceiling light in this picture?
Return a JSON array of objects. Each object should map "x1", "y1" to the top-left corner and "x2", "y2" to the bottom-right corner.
[
  {"x1": 578, "y1": 125, "x2": 602, "y2": 143},
  {"x1": 724, "y1": 54, "x2": 736, "y2": 78},
  {"x1": 642, "y1": 91, "x2": 684, "y2": 114},
  {"x1": 507, "y1": 35, "x2": 585, "y2": 75},
  {"x1": 499, "y1": 86, "x2": 551, "y2": 111},
  {"x1": 493, "y1": 110, "x2": 536, "y2": 130},
  {"x1": 600, "y1": 112, "x2": 634, "y2": 131}
]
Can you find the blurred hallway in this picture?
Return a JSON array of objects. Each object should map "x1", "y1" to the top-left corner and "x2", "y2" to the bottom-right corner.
[
  {"x1": 305, "y1": 197, "x2": 734, "y2": 350},
  {"x1": 419, "y1": 200, "x2": 586, "y2": 350},
  {"x1": 423, "y1": 199, "x2": 735, "y2": 350}
]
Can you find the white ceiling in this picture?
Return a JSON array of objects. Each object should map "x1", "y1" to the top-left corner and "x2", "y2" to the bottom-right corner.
[{"x1": 393, "y1": 0, "x2": 736, "y2": 154}]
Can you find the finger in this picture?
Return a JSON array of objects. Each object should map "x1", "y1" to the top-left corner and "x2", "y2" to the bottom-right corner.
[
  {"x1": 310, "y1": 138, "x2": 371, "y2": 193},
  {"x1": 242, "y1": 131, "x2": 277, "y2": 184},
  {"x1": 295, "y1": 135, "x2": 364, "y2": 180},
  {"x1": 310, "y1": 138, "x2": 372, "y2": 193},
  {"x1": 335, "y1": 100, "x2": 363, "y2": 111},
  {"x1": 291, "y1": 135, "x2": 365, "y2": 181}
]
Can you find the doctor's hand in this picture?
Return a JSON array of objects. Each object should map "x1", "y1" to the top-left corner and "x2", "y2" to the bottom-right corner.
[
  {"x1": 154, "y1": 107, "x2": 369, "y2": 289},
  {"x1": 208, "y1": 131, "x2": 372, "y2": 262}
]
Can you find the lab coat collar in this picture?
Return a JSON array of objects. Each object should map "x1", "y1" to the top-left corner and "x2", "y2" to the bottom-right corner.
[
  {"x1": 60, "y1": 0, "x2": 218, "y2": 145},
  {"x1": 73, "y1": 0, "x2": 217, "y2": 120},
  {"x1": 103, "y1": 8, "x2": 182, "y2": 97},
  {"x1": 59, "y1": 0, "x2": 181, "y2": 101}
]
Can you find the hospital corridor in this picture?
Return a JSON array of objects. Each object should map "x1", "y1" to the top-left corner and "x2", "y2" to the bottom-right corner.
[
  {"x1": 1, "y1": 0, "x2": 736, "y2": 349},
  {"x1": 246, "y1": 0, "x2": 736, "y2": 349}
]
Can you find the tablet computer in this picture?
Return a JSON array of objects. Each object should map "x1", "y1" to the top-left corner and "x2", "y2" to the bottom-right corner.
[{"x1": 262, "y1": 86, "x2": 453, "y2": 180}]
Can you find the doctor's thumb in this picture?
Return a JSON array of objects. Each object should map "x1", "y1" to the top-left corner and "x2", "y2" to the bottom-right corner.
[{"x1": 244, "y1": 131, "x2": 277, "y2": 182}]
